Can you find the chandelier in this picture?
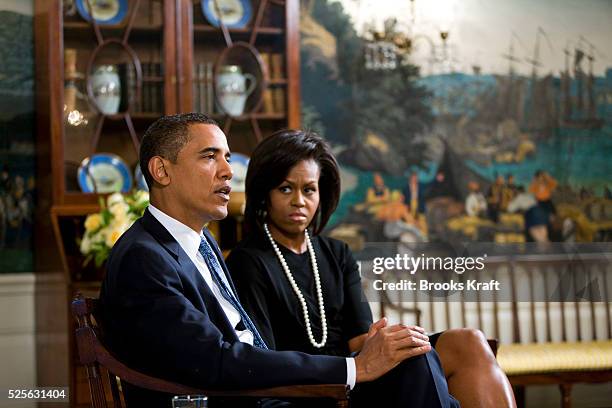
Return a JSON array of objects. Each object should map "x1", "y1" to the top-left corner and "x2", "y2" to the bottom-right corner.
[{"x1": 361, "y1": 0, "x2": 454, "y2": 72}]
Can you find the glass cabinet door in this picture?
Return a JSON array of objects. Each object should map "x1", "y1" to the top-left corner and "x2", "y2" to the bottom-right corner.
[
  {"x1": 61, "y1": 0, "x2": 175, "y2": 200},
  {"x1": 184, "y1": 0, "x2": 291, "y2": 154}
]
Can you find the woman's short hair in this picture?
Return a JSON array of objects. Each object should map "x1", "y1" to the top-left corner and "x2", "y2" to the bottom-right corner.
[{"x1": 244, "y1": 129, "x2": 340, "y2": 235}]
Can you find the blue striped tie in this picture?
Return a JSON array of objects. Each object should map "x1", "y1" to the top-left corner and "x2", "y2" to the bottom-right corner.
[{"x1": 198, "y1": 236, "x2": 268, "y2": 349}]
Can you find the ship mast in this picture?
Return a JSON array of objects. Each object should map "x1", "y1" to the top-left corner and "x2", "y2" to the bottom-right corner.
[
  {"x1": 580, "y1": 36, "x2": 598, "y2": 120},
  {"x1": 525, "y1": 27, "x2": 545, "y2": 78},
  {"x1": 501, "y1": 32, "x2": 522, "y2": 77},
  {"x1": 562, "y1": 41, "x2": 572, "y2": 120}
]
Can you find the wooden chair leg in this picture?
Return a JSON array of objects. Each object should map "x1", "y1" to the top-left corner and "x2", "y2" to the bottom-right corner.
[
  {"x1": 513, "y1": 385, "x2": 526, "y2": 408},
  {"x1": 559, "y1": 383, "x2": 572, "y2": 408}
]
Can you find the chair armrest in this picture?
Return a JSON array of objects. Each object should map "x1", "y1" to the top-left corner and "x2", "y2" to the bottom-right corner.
[{"x1": 85, "y1": 327, "x2": 348, "y2": 400}]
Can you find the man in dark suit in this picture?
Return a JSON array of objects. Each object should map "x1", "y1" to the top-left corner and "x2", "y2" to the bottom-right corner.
[{"x1": 99, "y1": 113, "x2": 457, "y2": 407}]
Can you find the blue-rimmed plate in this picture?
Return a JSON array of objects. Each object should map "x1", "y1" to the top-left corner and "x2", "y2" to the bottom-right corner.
[
  {"x1": 75, "y1": 0, "x2": 128, "y2": 25},
  {"x1": 134, "y1": 163, "x2": 148, "y2": 192},
  {"x1": 202, "y1": 0, "x2": 252, "y2": 29},
  {"x1": 230, "y1": 153, "x2": 249, "y2": 192},
  {"x1": 78, "y1": 153, "x2": 132, "y2": 193}
]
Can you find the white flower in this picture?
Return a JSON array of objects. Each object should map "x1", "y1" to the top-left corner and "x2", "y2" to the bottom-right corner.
[
  {"x1": 107, "y1": 192, "x2": 124, "y2": 208},
  {"x1": 80, "y1": 233, "x2": 92, "y2": 255},
  {"x1": 133, "y1": 190, "x2": 149, "y2": 205},
  {"x1": 81, "y1": 190, "x2": 149, "y2": 266},
  {"x1": 109, "y1": 201, "x2": 129, "y2": 218}
]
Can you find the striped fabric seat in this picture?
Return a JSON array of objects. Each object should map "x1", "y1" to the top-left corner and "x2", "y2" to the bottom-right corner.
[{"x1": 497, "y1": 340, "x2": 612, "y2": 375}]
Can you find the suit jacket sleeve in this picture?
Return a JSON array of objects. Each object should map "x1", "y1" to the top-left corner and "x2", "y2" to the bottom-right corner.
[{"x1": 101, "y1": 241, "x2": 346, "y2": 390}]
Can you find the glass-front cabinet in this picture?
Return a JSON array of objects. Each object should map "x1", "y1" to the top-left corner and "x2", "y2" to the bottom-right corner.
[{"x1": 34, "y1": 0, "x2": 299, "y2": 406}]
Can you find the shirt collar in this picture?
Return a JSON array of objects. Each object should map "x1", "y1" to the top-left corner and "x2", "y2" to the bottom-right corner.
[{"x1": 148, "y1": 205, "x2": 202, "y2": 258}]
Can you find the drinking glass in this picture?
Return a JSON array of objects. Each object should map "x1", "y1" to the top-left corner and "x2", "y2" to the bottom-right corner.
[{"x1": 172, "y1": 395, "x2": 208, "y2": 408}]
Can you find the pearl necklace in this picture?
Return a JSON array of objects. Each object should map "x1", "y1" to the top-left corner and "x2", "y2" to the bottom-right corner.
[{"x1": 264, "y1": 223, "x2": 327, "y2": 348}]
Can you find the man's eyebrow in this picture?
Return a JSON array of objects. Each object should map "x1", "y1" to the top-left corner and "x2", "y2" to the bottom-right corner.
[{"x1": 197, "y1": 147, "x2": 231, "y2": 157}]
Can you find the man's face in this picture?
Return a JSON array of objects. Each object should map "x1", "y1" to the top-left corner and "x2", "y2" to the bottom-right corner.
[{"x1": 165, "y1": 124, "x2": 233, "y2": 225}]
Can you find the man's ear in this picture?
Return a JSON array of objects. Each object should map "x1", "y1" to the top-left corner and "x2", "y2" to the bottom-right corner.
[{"x1": 148, "y1": 156, "x2": 170, "y2": 186}]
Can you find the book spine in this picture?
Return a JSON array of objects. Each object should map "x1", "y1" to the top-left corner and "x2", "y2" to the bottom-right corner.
[
  {"x1": 126, "y1": 62, "x2": 137, "y2": 112},
  {"x1": 206, "y1": 63, "x2": 214, "y2": 114},
  {"x1": 199, "y1": 63, "x2": 206, "y2": 113},
  {"x1": 260, "y1": 53, "x2": 271, "y2": 80},
  {"x1": 272, "y1": 88, "x2": 285, "y2": 114},
  {"x1": 193, "y1": 63, "x2": 200, "y2": 112},
  {"x1": 262, "y1": 89, "x2": 274, "y2": 113},
  {"x1": 155, "y1": 62, "x2": 162, "y2": 113},
  {"x1": 270, "y1": 53, "x2": 284, "y2": 80},
  {"x1": 142, "y1": 62, "x2": 150, "y2": 112},
  {"x1": 149, "y1": 62, "x2": 159, "y2": 112}
]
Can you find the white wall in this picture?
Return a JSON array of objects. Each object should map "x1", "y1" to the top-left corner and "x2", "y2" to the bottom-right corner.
[{"x1": 0, "y1": 273, "x2": 36, "y2": 408}]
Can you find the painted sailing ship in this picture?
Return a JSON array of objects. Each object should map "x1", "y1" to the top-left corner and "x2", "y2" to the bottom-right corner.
[{"x1": 560, "y1": 38, "x2": 604, "y2": 129}]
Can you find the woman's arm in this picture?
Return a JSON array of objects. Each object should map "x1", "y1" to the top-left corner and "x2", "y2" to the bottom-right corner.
[
  {"x1": 328, "y1": 238, "x2": 373, "y2": 351},
  {"x1": 348, "y1": 333, "x2": 368, "y2": 353}
]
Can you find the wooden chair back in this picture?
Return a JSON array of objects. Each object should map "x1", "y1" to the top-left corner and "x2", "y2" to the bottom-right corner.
[{"x1": 71, "y1": 295, "x2": 349, "y2": 408}]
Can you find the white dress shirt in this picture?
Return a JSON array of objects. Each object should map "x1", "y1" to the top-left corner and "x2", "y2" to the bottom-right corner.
[{"x1": 147, "y1": 205, "x2": 356, "y2": 389}]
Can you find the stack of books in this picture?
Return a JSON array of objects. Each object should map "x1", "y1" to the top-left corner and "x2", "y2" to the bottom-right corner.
[
  {"x1": 118, "y1": 61, "x2": 164, "y2": 114},
  {"x1": 193, "y1": 62, "x2": 215, "y2": 115},
  {"x1": 260, "y1": 53, "x2": 285, "y2": 115}
]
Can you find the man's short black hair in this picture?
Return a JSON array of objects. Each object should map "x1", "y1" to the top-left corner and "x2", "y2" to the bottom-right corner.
[
  {"x1": 244, "y1": 129, "x2": 340, "y2": 235},
  {"x1": 139, "y1": 113, "x2": 218, "y2": 189}
]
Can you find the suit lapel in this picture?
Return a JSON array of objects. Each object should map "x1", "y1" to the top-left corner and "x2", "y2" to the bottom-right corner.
[
  {"x1": 140, "y1": 209, "x2": 181, "y2": 260},
  {"x1": 140, "y1": 210, "x2": 238, "y2": 338}
]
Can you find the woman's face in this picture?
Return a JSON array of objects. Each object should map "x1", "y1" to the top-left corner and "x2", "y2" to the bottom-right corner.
[{"x1": 267, "y1": 159, "x2": 321, "y2": 238}]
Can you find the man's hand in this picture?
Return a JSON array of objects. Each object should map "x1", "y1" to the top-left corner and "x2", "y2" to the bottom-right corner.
[{"x1": 355, "y1": 320, "x2": 430, "y2": 383}]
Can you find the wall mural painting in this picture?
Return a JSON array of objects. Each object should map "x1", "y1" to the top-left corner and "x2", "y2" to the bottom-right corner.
[
  {"x1": 0, "y1": 1, "x2": 35, "y2": 272},
  {"x1": 300, "y1": 0, "x2": 612, "y2": 247}
]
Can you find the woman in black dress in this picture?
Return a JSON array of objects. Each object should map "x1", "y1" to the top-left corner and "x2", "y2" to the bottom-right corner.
[{"x1": 227, "y1": 130, "x2": 515, "y2": 408}]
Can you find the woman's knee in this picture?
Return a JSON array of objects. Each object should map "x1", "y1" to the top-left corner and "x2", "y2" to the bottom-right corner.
[{"x1": 439, "y1": 328, "x2": 495, "y2": 364}]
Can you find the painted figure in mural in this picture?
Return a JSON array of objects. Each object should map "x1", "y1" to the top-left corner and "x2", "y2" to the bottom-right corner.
[
  {"x1": 378, "y1": 190, "x2": 426, "y2": 242},
  {"x1": 506, "y1": 186, "x2": 549, "y2": 242},
  {"x1": 365, "y1": 172, "x2": 390, "y2": 204},
  {"x1": 529, "y1": 170, "x2": 557, "y2": 217},
  {"x1": 0, "y1": 165, "x2": 34, "y2": 249},
  {"x1": 503, "y1": 174, "x2": 519, "y2": 206},
  {"x1": 425, "y1": 170, "x2": 450, "y2": 200},
  {"x1": 228, "y1": 129, "x2": 517, "y2": 408},
  {"x1": 465, "y1": 181, "x2": 488, "y2": 217},
  {"x1": 486, "y1": 174, "x2": 505, "y2": 223},
  {"x1": 402, "y1": 172, "x2": 427, "y2": 218}
]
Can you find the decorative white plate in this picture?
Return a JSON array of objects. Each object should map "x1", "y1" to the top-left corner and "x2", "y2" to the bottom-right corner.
[
  {"x1": 75, "y1": 0, "x2": 128, "y2": 25},
  {"x1": 202, "y1": 0, "x2": 252, "y2": 29},
  {"x1": 134, "y1": 163, "x2": 148, "y2": 192},
  {"x1": 78, "y1": 153, "x2": 132, "y2": 193},
  {"x1": 230, "y1": 153, "x2": 249, "y2": 192}
]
